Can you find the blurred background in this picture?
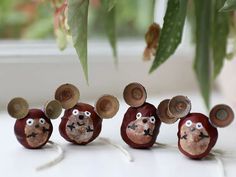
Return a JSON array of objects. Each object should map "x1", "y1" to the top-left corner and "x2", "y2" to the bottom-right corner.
[
  {"x1": 0, "y1": 0, "x2": 154, "y2": 39},
  {"x1": 0, "y1": 0, "x2": 235, "y2": 110}
]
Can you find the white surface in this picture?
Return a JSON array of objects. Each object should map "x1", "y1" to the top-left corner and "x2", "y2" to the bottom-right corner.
[{"x1": 0, "y1": 92, "x2": 236, "y2": 177}]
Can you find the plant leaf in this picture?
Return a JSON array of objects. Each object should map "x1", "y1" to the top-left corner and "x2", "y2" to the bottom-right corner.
[
  {"x1": 212, "y1": 0, "x2": 229, "y2": 78},
  {"x1": 68, "y1": 0, "x2": 89, "y2": 82},
  {"x1": 55, "y1": 28, "x2": 67, "y2": 51},
  {"x1": 220, "y1": 0, "x2": 236, "y2": 11},
  {"x1": 194, "y1": 0, "x2": 212, "y2": 108},
  {"x1": 102, "y1": 0, "x2": 117, "y2": 64},
  {"x1": 107, "y1": 0, "x2": 117, "y2": 11},
  {"x1": 149, "y1": 0, "x2": 188, "y2": 73}
]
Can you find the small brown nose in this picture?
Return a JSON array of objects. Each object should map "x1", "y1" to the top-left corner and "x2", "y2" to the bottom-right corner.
[
  {"x1": 35, "y1": 124, "x2": 39, "y2": 128},
  {"x1": 142, "y1": 119, "x2": 148, "y2": 124}
]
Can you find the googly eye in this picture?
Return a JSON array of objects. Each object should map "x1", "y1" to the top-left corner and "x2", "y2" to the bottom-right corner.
[
  {"x1": 149, "y1": 116, "x2": 156, "y2": 124},
  {"x1": 185, "y1": 120, "x2": 192, "y2": 127},
  {"x1": 39, "y1": 118, "x2": 45, "y2": 125},
  {"x1": 72, "y1": 109, "x2": 79, "y2": 116},
  {"x1": 196, "y1": 122, "x2": 203, "y2": 129},
  {"x1": 26, "y1": 118, "x2": 34, "y2": 126},
  {"x1": 84, "y1": 111, "x2": 91, "y2": 117},
  {"x1": 136, "y1": 112, "x2": 142, "y2": 119}
]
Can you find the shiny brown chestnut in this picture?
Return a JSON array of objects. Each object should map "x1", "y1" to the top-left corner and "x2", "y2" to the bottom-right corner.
[
  {"x1": 7, "y1": 98, "x2": 62, "y2": 149},
  {"x1": 55, "y1": 83, "x2": 119, "y2": 145},
  {"x1": 157, "y1": 96, "x2": 234, "y2": 159},
  {"x1": 121, "y1": 82, "x2": 161, "y2": 149}
]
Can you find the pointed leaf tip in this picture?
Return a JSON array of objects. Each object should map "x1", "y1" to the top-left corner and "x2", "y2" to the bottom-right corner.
[{"x1": 68, "y1": 0, "x2": 89, "y2": 82}]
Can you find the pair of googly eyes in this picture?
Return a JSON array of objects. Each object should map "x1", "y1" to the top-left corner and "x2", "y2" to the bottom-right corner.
[
  {"x1": 72, "y1": 109, "x2": 91, "y2": 117},
  {"x1": 136, "y1": 112, "x2": 156, "y2": 124},
  {"x1": 26, "y1": 118, "x2": 46, "y2": 126},
  {"x1": 185, "y1": 120, "x2": 203, "y2": 129}
]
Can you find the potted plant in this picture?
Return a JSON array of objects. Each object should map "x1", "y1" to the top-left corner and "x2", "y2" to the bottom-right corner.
[{"x1": 1, "y1": 0, "x2": 236, "y2": 108}]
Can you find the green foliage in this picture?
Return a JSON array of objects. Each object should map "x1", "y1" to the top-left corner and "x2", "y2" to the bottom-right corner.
[
  {"x1": 0, "y1": 0, "x2": 54, "y2": 39},
  {"x1": 220, "y1": 0, "x2": 236, "y2": 11},
  {"x1": 55, "y1": 28, "x2": 68, "y2": 51},
  {"x1": 67, "y1": 0, "x2": 89, "y2": 82},
  {"x1": 102, "y1": 0, "x2": 117, "y2": 63},
  {"x1": 23, "y1": 17, "x2": 54, "y2": 39},
  {"x1": 1, "y1": 0, "x2": 235, "y2": 108},
  {"x1": 194, "y1": 0, "x2": 212, "y2": 108},
  {"x1": 212, "y1": 0, "x2": 229, "y2": 78},
  {"x1": 149, "y1": 0, "x2": 188, "y2": 73}
]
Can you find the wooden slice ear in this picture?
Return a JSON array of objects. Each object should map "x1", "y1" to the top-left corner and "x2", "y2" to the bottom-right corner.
[
  {"x1": 123, "y1": 82, "x2": 147, "y2": 107},
  {"x1": 44, "y1": 100, "x2": 62, "y2": 119},
  {"x1": 168, "y1": 95, "x2": 191, "y2": 118},
  {"x1": 7, "y1": 97, "x2": 29, "y2": 119},
  {"x1": 95, "y1": 95, "x2": 119, "y2": 119},
  {"x1": 209, "y1": 104, "x2": 234, "y2": 128},
  {"x1": 55, "y1": 83, "x2": 80, "y2": 109},
  {"x1": 157, "y1": 99, "x2": 179, "y2": 124}
]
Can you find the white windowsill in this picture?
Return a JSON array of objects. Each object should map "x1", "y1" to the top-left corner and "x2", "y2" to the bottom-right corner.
[{"x1": 0, "y1": 39, "x2": 197, "y2": 107}]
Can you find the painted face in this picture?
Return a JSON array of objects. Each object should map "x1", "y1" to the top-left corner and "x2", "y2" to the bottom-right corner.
[
  {"x1": 178, "y1": 113, "x2": 218, "y2": 159},
  {"x1": 65, "y1": 108, "x2": 94, "y2": 144},
  {"x1": 24, "y1": 117, "x2": 51, "y2": 148},
  {"x1": 59, "y1": 103, "x2": 103, "y2": 145},
  {"x1": 14, "y1": 109, "x2": 53, "y2": 149},
  {"x1": 126, "y1": 112, "x2": 156, "y2": 144},
  {"x1": 179, "y1": 120, "x2": 210, "y2": 156},
  {"x1": 121, "y1": 102, "x2": 161, "y2": 148}
]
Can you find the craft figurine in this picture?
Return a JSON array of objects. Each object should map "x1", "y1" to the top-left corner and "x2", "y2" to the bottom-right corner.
[
  {"x1": 157, "y1": 96, "x2": 234, "y2": 159},
  {"x1": 55, "y1": 83, "x2": 119, "y2": 145},
  {"x1": 7, "y1": 98, "x2": 62, "y2": 149},
  {"x1": 121, "y1": 82, "x2": 161, "y2": 148}
]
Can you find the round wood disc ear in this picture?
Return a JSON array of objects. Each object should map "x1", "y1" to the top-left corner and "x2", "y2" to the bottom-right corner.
[
  {"x1": 55, "y1": 83, "x2": 80, "y2": 109},
  {"x1": 123, "y1": 82, "x2": 147, "y2": 107},
  {"x1": 209, "y1": 104, "x2": 234, "y2": 128},
  {"x1": 7, "y1": 97, "x2": 29, "y2": 119},
  {"x1": 157, "y1": 99, "x2": 179, "y2": 124},
  {"x1": 45, "y1": 100, "x2": 62, "y2": 119},
  {"x1": 168, "y1": 96, "x2": 191, "y2": 118},
  {"x1": 95, "y1": 95, "x2": 119, "y2": 119}
]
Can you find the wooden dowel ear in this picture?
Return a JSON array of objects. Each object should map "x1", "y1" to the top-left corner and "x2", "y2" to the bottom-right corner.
[
  {"x1": 209, "y1": 104, "x2": 234, "y2": 128},
  {"x1": 157, "y1": 99, "x2": 179, "y2": 124},
  {"x1": 168, "y1": 95, "x2": 191, "y2": 118},
  {"x1": 95, "y1": 95, "x2": 119, "y2": 119},
  {"x1": 44, "y1": 100, "x2": 62, "y2": 119},
  {"x1": 7, "y1": 97, "x2": 29, "y2": 119},
  {"x1": 123, "y1": 82, "x2": 147, "y2": 107},
  {"x1": 55, "y1": 83, "x2": 80, "y2": 109}
]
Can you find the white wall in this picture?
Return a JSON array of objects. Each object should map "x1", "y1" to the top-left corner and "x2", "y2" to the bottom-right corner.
[{"x1": 0, "y1": 40, "x2": 198, "y2": 109}]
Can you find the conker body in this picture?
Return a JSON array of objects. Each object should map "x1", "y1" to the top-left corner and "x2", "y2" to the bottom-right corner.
[
  {"x1": 121, "y1": 102, "x2": 161, "y2": 148},
  {"x1": 177, "y1": 113, "x2": 218, "y2": 159},
  {"x1": 14, "y1": 109, "x2": 53, "y2": 149},
  {"x1": 59, "y1": 103, "x2": 102, "y2": 145}
]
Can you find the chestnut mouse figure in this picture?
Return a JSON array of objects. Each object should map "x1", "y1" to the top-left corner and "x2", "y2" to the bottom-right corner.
[
  {"x1": 121, "y1": 82, "x2": 161, "y2": 148},
  {"x1": 157, "y1": 96, "x2": 234, "y2": 159},
  {"x1": 55, "y1": 83, "x2": 119, "y2": 145},
  {"x1": 7, "y1": 98, "x2": 62, "y2": 149}
]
